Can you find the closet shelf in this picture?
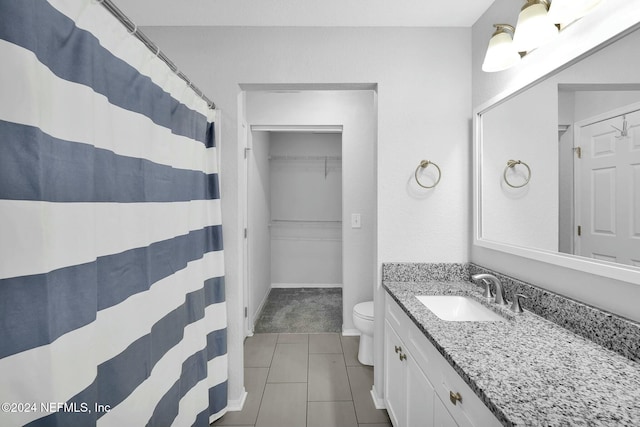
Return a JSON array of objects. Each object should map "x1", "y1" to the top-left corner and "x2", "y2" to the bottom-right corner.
[
  {"x1": 269, "y1": 219, "x2": 342, "y2": 228},
  {"x1": 268, "y1": 155, "x2": 342, "y2": 161},
  {"x1": 269, "y1": 155, "x2": 341, "y2": 178},
  {"x1": 271, "y1": 236, "x2": 342, "y2": 242}
]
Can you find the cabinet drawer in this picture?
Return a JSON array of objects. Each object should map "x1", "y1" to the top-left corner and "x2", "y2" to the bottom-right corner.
[
  {"x1": 385, "y1": 295, "x2": 405, "y2": 333},
  {"x1": 430, "y1": 346, "x2": 501, "y2": 427},
  {"x1": 386, "y1": 296, "x2": 441, "y2": 380}
]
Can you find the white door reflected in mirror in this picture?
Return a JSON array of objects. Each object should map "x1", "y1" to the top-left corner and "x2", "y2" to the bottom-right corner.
[{"x1": 573, "y1": 108, "x2": 640, "y2": 267}]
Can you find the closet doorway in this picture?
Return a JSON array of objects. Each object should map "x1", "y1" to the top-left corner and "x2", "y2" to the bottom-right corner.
[{"x1": 245, "y1": 126, "x2": 344, "y2": 334}]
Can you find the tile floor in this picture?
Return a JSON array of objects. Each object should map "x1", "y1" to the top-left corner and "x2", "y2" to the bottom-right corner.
[{"x1": 212, "y1": 333, "x2": 391, "y2": 427}]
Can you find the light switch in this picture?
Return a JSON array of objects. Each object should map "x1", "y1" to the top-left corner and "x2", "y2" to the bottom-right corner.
[{"x1": 351, "y1": 213, "x2": 361, "y2": 229}]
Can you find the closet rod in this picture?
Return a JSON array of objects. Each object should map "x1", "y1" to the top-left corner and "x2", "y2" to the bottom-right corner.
[
  {"x1": 271, "y1": 219, "x2": 342, "y2": 223},
  {"x1": 99, "y1": 0, "x2": 216, "y2": 109}
]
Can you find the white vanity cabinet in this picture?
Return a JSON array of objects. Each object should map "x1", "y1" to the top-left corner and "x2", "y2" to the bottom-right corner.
[
  {"x1": 384, "y1": 294, "x2": 502, "y2": 427},
  {"x1": 384, "y1": 320, "x2": 436, "y2": 427}
]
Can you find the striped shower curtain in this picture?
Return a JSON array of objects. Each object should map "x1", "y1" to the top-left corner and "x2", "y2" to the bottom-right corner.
[{"x1": 0, "y1": 1, "x2": 227, "y2": 426}]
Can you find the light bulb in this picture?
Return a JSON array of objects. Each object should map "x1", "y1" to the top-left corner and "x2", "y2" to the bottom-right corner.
[
  {"x1": 512, "y1": 1, "x2": 559, "y2": 52},
  {"x1": 482, "y1": 26, "x2": 521, "y2": 72}
]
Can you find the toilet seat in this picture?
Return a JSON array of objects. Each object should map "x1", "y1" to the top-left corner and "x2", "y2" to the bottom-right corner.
[{"x1": 353, "y1": 301, "x2": 374, "y2": 321}]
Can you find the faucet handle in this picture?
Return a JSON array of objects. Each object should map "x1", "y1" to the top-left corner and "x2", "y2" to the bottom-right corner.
[
  {"x1": 480, "y1": 279, "x2": 494, "y2": 299},
  {"x1": 510, "y1": 294, "x2": 529, "y2": 313}
]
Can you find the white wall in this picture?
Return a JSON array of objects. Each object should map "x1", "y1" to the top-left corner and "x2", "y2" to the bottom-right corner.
[
  {"x1": 141, "y1": 25, "x2": 472, "y2": 405},
  {"x1": 269, "y1": 132, "x2": 342, "y2": 286},
  {"x1": 247, "y1": 131, "x2": 271, "y2": 328},
  {"x1": 472, "y1": 0, "x2": 640, "y2": 321},
  {"x1": 481, "y1": 81, "x2": 558, "y2": 251},
  {"x1": 572, "y1": 91, "x2": 640, "y2": 122}
]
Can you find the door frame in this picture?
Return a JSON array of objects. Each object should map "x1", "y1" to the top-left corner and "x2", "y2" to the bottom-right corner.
[{"x1": 242, "y1": 123, "x2": 344, "y2": 338}]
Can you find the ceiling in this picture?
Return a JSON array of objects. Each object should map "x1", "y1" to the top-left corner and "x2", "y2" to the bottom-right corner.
[{"x1": 114, "y1": 0, "x2": 496, "y2": 27}]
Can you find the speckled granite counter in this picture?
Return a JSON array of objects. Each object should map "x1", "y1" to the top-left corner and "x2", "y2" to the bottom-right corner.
[{"x1": 383, "y1": 280, "x2": 640, "y2": 426}]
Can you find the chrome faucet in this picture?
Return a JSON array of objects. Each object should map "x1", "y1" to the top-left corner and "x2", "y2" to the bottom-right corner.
[{"x1": 471, "y1": 273, "x2": 508, "y2": 306}]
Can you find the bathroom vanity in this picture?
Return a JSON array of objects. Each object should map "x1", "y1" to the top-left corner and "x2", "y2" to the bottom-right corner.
[
  {"x1": 382, "y1": 270, "x2": 640, "y2": 426},
  {"x1": 384, "y1": 290, "x2": 502, "y2": 427}
]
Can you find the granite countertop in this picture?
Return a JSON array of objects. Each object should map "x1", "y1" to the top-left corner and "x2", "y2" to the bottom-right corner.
[{"x1": 383, "y1": 280, "x2": 640, "y2": 427}]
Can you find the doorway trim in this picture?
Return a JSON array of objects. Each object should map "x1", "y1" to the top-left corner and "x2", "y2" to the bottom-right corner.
[{"x1": 243, "y1": 123, "x2": 345, "y2": 337}]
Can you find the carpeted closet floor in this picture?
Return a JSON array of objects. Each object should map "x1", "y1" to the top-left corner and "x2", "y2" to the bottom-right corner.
[{"x1": 254, "y1": 288, "x2": 342, "y2": 333}]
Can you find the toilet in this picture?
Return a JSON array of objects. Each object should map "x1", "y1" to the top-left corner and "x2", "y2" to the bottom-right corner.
[{"x1": 353, "y1": 301, "x2": 374, "y2": 366}]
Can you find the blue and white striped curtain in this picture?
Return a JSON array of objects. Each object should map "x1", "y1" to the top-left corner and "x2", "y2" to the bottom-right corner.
[{"x1": 0, "y1": 1, "x2": 228, "y2": 426}]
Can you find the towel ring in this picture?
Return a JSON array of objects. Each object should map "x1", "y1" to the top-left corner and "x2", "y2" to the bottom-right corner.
[
  {"x1": 503, "y1": 160, "x2": 531, "y2": 188},
  {"x1": 414, "y1": 160, "x2": 441, "y2": 189}
]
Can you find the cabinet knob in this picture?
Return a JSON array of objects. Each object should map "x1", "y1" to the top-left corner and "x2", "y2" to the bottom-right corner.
[
  {"x1": 449, "y1": 391, "x2": 462, "y2": 406},
  {"x1": 399, "y1": 353, "x2": 407, "y2": 361},
  {"x1": 395, "y1": 345, "x2": 402, "y2": 354}
]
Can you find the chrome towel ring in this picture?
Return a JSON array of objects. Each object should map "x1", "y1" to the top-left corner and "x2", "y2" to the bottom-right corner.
[
  {"x1": 503, "y1": 160, "x2": 531, "y2": 188},
  {"x1": 414, "y1": 160, "x2": 441, "y2": 189}
]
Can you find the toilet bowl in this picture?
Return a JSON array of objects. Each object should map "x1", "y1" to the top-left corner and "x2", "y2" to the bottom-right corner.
[{"x1": 353, "y1": 301, "x2": 374, "y2": 366}]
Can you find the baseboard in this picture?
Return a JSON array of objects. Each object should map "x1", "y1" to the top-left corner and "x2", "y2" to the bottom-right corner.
[
  {"x1": 209, "y1": 408, "x2": 227, "y2": 424},
  {"x1": 370, "y1": 385, "x2": 386, "y2": 410},
  {"x1": 251, "y1": 288, "x2": 272, "y2": 332},
  {"x1": 226, "y1": 388, "x2": 248, "y2": 412},
  {"x1": 342, "y1": 328, "x2": 361, "y2": 337},
  {"x1": 271, "y1": 283, "x2": 343, "y2": 289}
]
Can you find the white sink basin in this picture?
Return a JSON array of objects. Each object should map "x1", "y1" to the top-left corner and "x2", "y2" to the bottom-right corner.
[{"x1": 416, "y1": 295, "x2": 505, "y2": 322}]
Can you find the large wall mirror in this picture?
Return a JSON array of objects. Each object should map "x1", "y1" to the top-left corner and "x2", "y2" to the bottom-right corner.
[{"x1": 475, "y1": 23, "x2": 640, "y2": 284}]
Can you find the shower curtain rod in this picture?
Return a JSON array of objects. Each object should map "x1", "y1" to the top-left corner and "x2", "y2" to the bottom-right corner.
[{"x1": 99, "y1": 0, "x2": 216, "y2": 109}]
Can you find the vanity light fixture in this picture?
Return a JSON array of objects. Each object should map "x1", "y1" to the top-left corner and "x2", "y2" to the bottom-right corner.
[
  {"x1": 482, "y1": 24, "x2": 522, "y2": 72},
  {"x1": 512, "y1": 0, "x2": 558, "y2": 52},
  {"x1": 482, "y1": 0, "x2": 603, "y2": 72}
]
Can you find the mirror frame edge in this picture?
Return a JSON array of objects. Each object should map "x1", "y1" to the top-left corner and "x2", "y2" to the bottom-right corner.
[{"x1": 472, "y1": 4, "x2": 640, "y2": 287}]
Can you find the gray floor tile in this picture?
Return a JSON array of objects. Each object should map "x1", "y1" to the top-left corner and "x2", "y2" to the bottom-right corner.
[
  {"x1": 309, "y1": 333, "x2": 343, "y2": 353},
  {"x1": 255, "y1": 383, "x2": 307, "y2": 427},
  {"x1": 308, "y1": 401, "x2": 359, "y2": 427},
  {"x1": 341, "y1": 335, "x2": 361, "y2": 366},
  {"x1": 308, "y1": 353, "x2": 352, "y2": 401},
  {"x1": 358, "y1": 424, "x2": 392, "y2": 427},
  {"x1": 212, "y1": 368, "x2": 268, "y2": 425},
  {"x1": 267, "y1": 343, "x2": 308, "y2": 383},
  {"x1": 278, "y1": 333, "x2": 309, "y2": 344},
  {"x1": 347, "y1": 366, "x2": 391, "y2": 424},
  {"x1": 244, "y1": 333, "x2": 278, "y2": 368}
]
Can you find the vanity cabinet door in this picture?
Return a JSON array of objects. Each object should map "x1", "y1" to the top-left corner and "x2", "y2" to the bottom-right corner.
[
  {"x1": 384, "y1": 320, "x2": 407, "y2": 427},
  {"x1": 385, "y1": 319, "x2": 437, "y2": 427},
  {"x1": 406, "y1": 353, "x2": 435, "y2": 427}
]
